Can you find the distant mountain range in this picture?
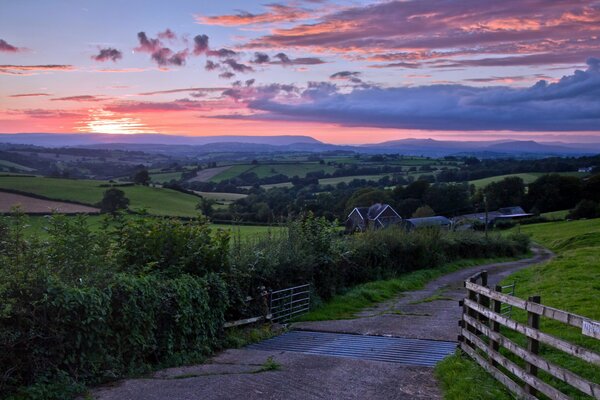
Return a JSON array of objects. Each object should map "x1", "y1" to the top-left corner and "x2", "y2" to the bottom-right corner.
[{"x1": 1, "y1": 133, "x2": 600, "y2": 157}]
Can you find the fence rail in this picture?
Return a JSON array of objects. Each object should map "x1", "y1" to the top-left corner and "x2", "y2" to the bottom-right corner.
[{"x1": 459, "y1": 270, "x2": 600, "y2": 400}]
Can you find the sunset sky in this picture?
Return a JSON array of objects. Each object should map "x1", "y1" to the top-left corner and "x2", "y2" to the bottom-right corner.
[{"x1": 1, "y1": 0, "x2": 600, "y2": 144}]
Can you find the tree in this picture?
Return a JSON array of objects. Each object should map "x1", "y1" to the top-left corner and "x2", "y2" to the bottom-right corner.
[
  {"x1": 567, "y1": 200, "x2": 600, "y2": 220},
  {"x1": 133, "y1": 169, "x2": 150, "y2": 185},
  {"x1": 98, "y1": 188, "x2": 129, "y2": 215},
  {"x1": 483, "y1": 177, "x2": 526, "y2": 210},
  {"x1": 196, "y1": 197, "x2": 216, "y2": 217},
  {"x1": 526, "y1": 174, "x2": 582, "y2": 213},
  {"x1": 412, "y1": 205, "x2": 435, "y2": 218}
]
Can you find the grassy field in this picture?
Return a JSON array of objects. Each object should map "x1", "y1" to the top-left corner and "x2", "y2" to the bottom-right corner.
[
  {"x1": 149, "y1": 171, "x2": 183, "y2": 183},
  {"x1": 0, "y1": 159, "x2": 36, "y2": 172},
  {"x1": 0, "y1": 176, "x2": 200, "y2": 217},
  {"x1": 469, "y1": 172, "x2": 588, "y2": 189},
  {"x1": 210, "y1": 162, "x2": 337, "y2": 182},
  {"x1": 436, "y1": 218, "x2": 600, "y2": 400},
  {"x1": 542, "y1": 209, "x2": 570, "y2": 220},
  {"x1": 19, "y1": 214, "x2": 283, "y2": 239},
  {"x1": 318, "y1": 174, "x2": 391, "y2": 185}
]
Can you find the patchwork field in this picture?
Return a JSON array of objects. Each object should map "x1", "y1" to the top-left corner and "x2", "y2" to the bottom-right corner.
[
  {"x1": 0, "y1": 191, "x2": 99, "y2": 214},
  {"x1": 0, "y1": 176, "x2": 200, "y2": 217},
  {"x1": 469, "y1": 172, "x2": 588, "y2": 189}
]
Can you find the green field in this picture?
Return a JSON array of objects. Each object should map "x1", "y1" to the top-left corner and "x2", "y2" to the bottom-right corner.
[
  {"x1": 21, "y1": 215, "x2": 284, "y2": 239},
  {"x1": 210, "y1": 162, "x2": 337, "y2": 182},
  {"x1": 0, "y1": 176, "x2": 201, "y2": 217},
  {"x1": 149, "y1": 171, "x2": 183, "y2": 183},
  {"x1": 319, "y1": 174, "x2": 392, "y2": 185},
  {"x1": 0, "y1": 159, "x2": 35, "y2": 172},
  {"x1": 469, "y1": 172, "x2": 588, "y2": 189},
  {"x1": 436, "y1": 218, "x2": 600, "y2": 400}
]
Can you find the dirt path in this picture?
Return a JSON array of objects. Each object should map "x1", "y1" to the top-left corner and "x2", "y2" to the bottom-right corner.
[{"x1": 92, "y1": 246, "x2": 553, "y2": 400}]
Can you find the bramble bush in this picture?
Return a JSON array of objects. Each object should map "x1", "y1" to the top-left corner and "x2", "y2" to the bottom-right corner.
[{"x1": 0, "y1": 211, "x2": 529, "y2": 399}]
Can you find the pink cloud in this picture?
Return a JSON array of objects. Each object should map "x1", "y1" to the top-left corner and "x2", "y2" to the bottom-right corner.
[
  {"x1": 195, "y1": 4, "x2": 313, "y2": 26},
  {"x1": 240, "y1": 0, "x2": 600, "y2": 68}
]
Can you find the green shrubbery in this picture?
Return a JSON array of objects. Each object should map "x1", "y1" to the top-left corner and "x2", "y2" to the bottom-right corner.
[{"x1": 0, "y1": 212, "x2": 529, "y2": 398}]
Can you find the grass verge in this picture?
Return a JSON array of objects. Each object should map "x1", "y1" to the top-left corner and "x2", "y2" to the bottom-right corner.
[
  {"x1": 296, "y1": 255, "x2": 528, "y2": 322},
  {"x1": 435, "y1": 218, "x2": 600, "y2": 400}
]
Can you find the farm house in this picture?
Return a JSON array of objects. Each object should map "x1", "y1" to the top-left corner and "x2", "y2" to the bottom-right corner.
[{"x1": 345, "y1": 203, "x2": 402, "y2": 232}]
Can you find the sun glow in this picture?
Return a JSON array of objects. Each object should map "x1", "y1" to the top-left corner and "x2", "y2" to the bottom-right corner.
[{"x1": 78, "y1": 108, "x2": 153, "y2": 134}]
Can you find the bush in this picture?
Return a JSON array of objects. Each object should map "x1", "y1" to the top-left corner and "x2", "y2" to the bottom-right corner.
[{"x1": 567, "y1": 199, "x2": 600, "y2": 220}]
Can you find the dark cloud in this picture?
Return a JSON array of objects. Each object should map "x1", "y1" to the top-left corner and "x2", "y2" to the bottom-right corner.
[
  {"x1": 224, "y1": 59, "x2": 254, "y2": 73},
  {"x1": 369, "y1": 62, "x2": 421, "y2": 69},
  {"x1": 0, "y1": 39, "x2": 22, "y2": 53},
  {"x1": 219, "y1": 71, "x2": 235, "y2": 79},
  {"x1": 245, "y1": 79, "x2": 256, "y2": 87},
  {"x1": 9, "y1": 93, "x2": 51, "y2": 98},
  {"x1": 330, "y1": 71, "x2": 360, "y2": 79},
  {"x1": 91, "y1": 48, "x2": 123, "y2": 62},
  {"x1": 193, "y1": 34, "x2": 209, "y2": 55},
  {"x1": 51, "y1": 95, "x2": 107, "y2": 102},
  {"x1": 231, "y1": 59, "x2": 600, "y2": 132},
  {"x1": 251, "y1": 52, "x2": 270, "y2": 64},
  {"x1": 205, "y1": 60, "x2": 220, "y2": 71},
  {"x1": 135, "y1": 31, "x2": 189, "y2": 67},
  {"x1": 271, "y1": 52, "x2": 326, "y2": 66},
  {"x1": 207, "y1": 48, "x2": 238, "y2": 58},
  {"x1": 0, "y1": 64, "x2": 75, "y2": 75}
]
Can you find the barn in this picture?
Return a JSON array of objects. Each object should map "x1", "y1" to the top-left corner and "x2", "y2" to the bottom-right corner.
[{"x1": 404, "y1": 216, "x2": 452, "y2": 231}]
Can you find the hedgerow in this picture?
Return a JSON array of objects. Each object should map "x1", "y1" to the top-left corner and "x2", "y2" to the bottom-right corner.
[{"x1": 0, "y1": 211, "x2": 529, "y2": 398}]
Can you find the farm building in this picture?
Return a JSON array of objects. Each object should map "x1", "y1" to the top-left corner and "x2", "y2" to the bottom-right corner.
[
  {"x1": 345, "y1": 203, "x2": 402, "y2": 232},
  {"x1": 404, "y1": 216, "x2": 452, "y2": 231},
  {"x1": 453, "y1": 206, "x2": 533, "y2": 229}
]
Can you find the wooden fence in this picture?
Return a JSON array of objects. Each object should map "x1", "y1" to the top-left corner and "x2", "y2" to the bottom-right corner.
[{"x1": 459, "y1": 270, "x2": 600, "y2": 400}]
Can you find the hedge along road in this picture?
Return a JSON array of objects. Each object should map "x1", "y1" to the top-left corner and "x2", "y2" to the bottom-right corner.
[{"x1": 92, "y1": 246, "x2": 553, "y2": 400}]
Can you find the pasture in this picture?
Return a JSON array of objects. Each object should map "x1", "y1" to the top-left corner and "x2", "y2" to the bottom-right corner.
[
  {"x1": 469, "y1": 171, "x2": 588, "y2": 189},
  {"x1": 0, "y1": 176, "x2": 200, "y2": 217}
]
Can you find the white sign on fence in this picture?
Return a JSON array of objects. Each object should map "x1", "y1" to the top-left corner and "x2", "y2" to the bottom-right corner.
[{"x1": 582, "y1": 320, "x2": 600, "y2": 339}]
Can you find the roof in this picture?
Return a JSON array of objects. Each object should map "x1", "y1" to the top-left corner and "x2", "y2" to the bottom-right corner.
[
  {"x1": 406, "y1": 216, "x2": 452, "y2": 227},
  {"x1": 348, "y1": 204, "x2": 400, "y2": 221},
  {"x1": 498, "y1": 206, "x2": 526, "y2": 215}
]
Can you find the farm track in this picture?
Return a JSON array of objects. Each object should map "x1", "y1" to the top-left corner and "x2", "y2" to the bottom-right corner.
[{"x1": 92, "y1": 246, "x2": 553, "y2": 400}]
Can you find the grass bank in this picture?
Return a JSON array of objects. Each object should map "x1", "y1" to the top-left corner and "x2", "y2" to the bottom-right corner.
[
  {"x1": 435, "y1": 218, "x2": 600, "y2": 400},
  {"x1": 297, "y1": 256, "x2": 527, "y2": 322}
]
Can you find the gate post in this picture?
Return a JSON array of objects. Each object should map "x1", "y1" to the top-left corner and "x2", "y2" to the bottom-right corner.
[
  {"x1": 488, "y1": 285, "x2": 502, "y2": 367},
  {"x1": 525, "y1": 295, "x2": 541, "y2": 396}
]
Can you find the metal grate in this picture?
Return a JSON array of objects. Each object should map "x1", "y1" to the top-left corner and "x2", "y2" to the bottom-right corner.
[
  {"x1": 248, "y1": 330, "x2": 457, "y2": 367},
  {"x1": 270, "y1": 284, "x2": 310, "y2": 323}
]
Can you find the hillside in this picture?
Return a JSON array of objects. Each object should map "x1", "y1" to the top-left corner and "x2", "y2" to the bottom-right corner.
[{"x1": 0, "y1": 176, "x2": 200, "y2": 217}]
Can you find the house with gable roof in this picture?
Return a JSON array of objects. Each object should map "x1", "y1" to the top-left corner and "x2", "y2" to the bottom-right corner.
[{"x1": 345, "y1": 203, "x2": 402, "y2": 232}]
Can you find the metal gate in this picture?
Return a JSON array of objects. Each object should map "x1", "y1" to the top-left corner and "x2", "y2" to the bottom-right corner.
[{"x1": 269, "y1": 283, "x2": 310, "y2": 322}]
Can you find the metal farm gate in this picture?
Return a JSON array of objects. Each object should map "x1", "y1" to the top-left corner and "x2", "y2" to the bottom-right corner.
[{"x1": 269, "y1": 284, "x2": 311, "y2": 323}]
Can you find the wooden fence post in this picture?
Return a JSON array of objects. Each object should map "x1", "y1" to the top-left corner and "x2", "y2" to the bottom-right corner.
[
  {"x1": 488, "y1": 285, "x2": 502, "y2": 368},
  {"x1": 525, "y1": 295, "x2": 541, "y2": 396}
]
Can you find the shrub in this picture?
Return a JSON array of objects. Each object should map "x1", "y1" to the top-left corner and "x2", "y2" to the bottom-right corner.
[{"x1": 567, "y1": 199, "x2": 600, "y2": 220}]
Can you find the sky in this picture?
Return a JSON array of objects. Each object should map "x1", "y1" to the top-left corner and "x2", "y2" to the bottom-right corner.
[{"x1": 1, "y1": 0, "x2": 600, "y2": 144}]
